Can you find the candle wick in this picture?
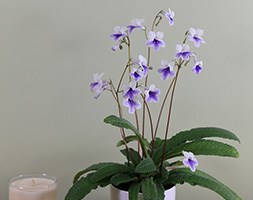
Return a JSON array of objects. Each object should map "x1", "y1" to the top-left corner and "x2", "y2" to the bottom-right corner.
[{"x1": 32, "y1": 179, "x2": 35, "y2": 186}]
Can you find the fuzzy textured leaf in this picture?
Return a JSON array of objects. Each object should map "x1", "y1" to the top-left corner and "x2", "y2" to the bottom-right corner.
[
  {"x1": 110, "y1": 173, "x2": 137, "y2": 186},
  {"x1": 168, "y1": 127, "x2": 240, "y2": 149},
  {"x1": 168, "y1": 139, "x2": 239, "y2": 159},
  {"x1": 65, "y1": 173, "x2": 98, "y2": 200},
  {"x1": 165, "y1": 168, "x2": 242, "y2": 200},
  {"x1": 91, "y1": 163, "x2": 131, "y2": 182},
  {"x1": 135, "y1": 157, "x2": 158, "y2": 174},
  {"x1": 104, "y1": 115, "x2": 149, "y2": 157},
  {"x1": 97, "y1": 176, "x2": 111, "y2": 188},
  {"x1": 141, "y1": 178, "x2": 157, "y2": 200},
  {"x1": 73, "y1": 162, "x2": 115, "y2": 183},
  {"x1": 153, "y1": 139, "x2": 239, "y2": 164},
  {"x1": 155, "y1": 181, "x2": 165, "y2": 200},
  {"x1": 120, "y1": 148, "x2": 141, "y2": 166},
  {"x1": 128, "y1": 182, "x2": 141, "y2": 200},
  {"x1": 117, "y1": 135, "x2": 149, "y2": 148}
]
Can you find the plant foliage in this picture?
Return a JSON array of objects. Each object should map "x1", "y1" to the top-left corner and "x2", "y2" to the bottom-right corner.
[{"x1": 65, "y1": 115, "x2": 241, "y2": 200}]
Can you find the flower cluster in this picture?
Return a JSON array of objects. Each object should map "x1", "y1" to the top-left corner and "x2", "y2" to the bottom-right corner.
[{"x1": 90, "y1": 8, "x2": 205, "y2": 172}]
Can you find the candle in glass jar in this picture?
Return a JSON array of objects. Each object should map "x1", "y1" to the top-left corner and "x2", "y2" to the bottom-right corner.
[{"x1": 9, "y1": 174, "x2": 57, "y2": 200}]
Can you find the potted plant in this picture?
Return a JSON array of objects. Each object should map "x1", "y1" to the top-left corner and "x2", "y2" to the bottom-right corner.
[{"x1": 65, "y1": 8, "x2": 242, "y2": 200}]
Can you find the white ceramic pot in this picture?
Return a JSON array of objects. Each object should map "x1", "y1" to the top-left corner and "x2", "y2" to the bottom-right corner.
[{"x1": 110, "y1": 185, "x2": 176, "y2": 200}]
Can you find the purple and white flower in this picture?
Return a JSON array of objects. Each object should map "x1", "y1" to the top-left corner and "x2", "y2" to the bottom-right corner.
[
  {"x1": 175, "y1": 44, "x2": 192, "y2": 61},
  {"x1": 193, "y1": 61, "x2": 203, "y2": 74},
  {"x1": 158, "y1": 60, "x2": 175, "y2": 80},
  {"x1": 182, "y1": 151, "x2": 199, "y2": 172},
  {"x1": 188, "y1": 28, "x2": 205, "y2": 47},
  {"x1": 112, "y1": 43, "x2": 122, "y2": 51},
  {"x1": 110, "y1": 26, "x2": 127, "y2": 41},
  {"x1": 146, "y1": 31, "x2": 166, "y2": 51},
  {"x1": 130, "y1": 67, "x2": 145, "y2": 82},
  {"x1": 145, "y1": 84, "x2": 160, "y2": 103},
  {"x1": 111, "y1": 44, "x2": 120, "y2": 51},
  {"x1": 123, "y1": 82, "x2": 141, "y2": 99},
  {"x1": 128, "y1": 18, "x2": 145, "y2": 33},
  {"x1": 123, "y1": 96, "x2": 141, "y2": 114},
  {"x1": 137, "y1": 55, "x2": 149, "y2": 77},
  {"x1": 90, "y1": 73, "x2": 109, "y2": 99},
  {"x1": 164, "y1": 8, "x2": 175, "y2": 26}
]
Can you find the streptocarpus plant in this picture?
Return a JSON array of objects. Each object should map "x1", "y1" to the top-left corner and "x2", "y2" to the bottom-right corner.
[{"x1": 65, "y1": 8, "x2": 242, "y2": 200}]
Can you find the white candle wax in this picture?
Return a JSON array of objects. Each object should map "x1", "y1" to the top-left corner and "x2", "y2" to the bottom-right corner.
[{"x1": 9, "y1": 174, "x2": 57, "y2": 200}]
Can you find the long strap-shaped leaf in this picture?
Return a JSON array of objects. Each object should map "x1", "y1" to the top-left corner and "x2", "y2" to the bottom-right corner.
[
  {"x1": 165, "y1": 168, "x2": 242, "y2": 200},
  {"x1": 110, "y1": 173, "x2": 137, "y2": 186},
  {"x1": 128, "y1": 182, "x2": 141, "y2": 200},
  {"x1": 65, "y1": 173, "x2": 98, "y2": 200},
  {"x1": 142, "y1": 177, "x2": 158, "y2": 200},
  {"x1": 167, "y1": 127, "x2": 240, "y2": 150},
  {"x1": 153, "y1": 139, "x2": 239, "y2": 164},
  {"x1": 91, "y1": 163, "x2": 131, "y2": 182},
  {"x1": 120, "y1": 148, "x2": 141, "y2": 166},
  {"x1": 117, "y1": 135, "x2": 149, "y2": 148},
  {"x1": 128, "y1": 180, "x2": 165, "y2": 200},
  {"x1": 73, "y1": 162, "x2": 116, "y2": 183},
  {"x1": 168, "y1": 139, "x2": 239, "y2": 158},
  {"x1": 135, "y1": 157, "x2": 158, "y2": 174},
  {"x1": 104, "y1": 115, "x2": 149, "y2": 157}
]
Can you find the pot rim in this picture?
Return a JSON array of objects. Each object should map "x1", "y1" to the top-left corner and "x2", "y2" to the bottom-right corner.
[{"x1": 110, "y1": 184, "x2": 176, "y2": 193}]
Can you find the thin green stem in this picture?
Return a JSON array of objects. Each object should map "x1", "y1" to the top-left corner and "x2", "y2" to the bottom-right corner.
[
  {"x1": 160, "y1": 66, "x2": 181, "y2": 170},
  {"x1": 140, "y1": 94, "x2": 154, "y2": 141},
  {"x1": 126, "y1": 35, "x2": 132, "y2": 81},
  {"x1": 153, "y1": 78, "x2": 175, "y2": 138},
  {"x1": 151, "y1": 77, "x2": 175, "y2": 155},
  {"x1": 151, "y1": 10, "x2": 163, "y2": 31},
  {"x1": 116, "y1": 61, "x2": 131, "y2": 93},
  {"x1": 134, "y1": 111, "x2": 141, "y2": 161},
  {"x1": 115, "y1": 92, "x2": 134, "y2": 165},
  {"x1": 142, "y1": 11, "x2": 162, "y2": 151},
  {"x1": 111, "y1": 78, "x2": 135, "y2": 165},
  {"x1": 109, "y1": 81, "x2": 117, "y2": 102},
  {"x1": 126, "y1": 34, "x2": 142, "y2": 161}
]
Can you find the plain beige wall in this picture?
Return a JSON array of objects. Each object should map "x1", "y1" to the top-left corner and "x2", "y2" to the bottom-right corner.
[{"x1": 0, "y1": 0, "x2": 251, "y2": 199}]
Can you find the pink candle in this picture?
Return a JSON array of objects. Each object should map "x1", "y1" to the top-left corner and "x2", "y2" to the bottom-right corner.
[{"x1": 9, "y1": 174, "x2": 57, "y2": 200}]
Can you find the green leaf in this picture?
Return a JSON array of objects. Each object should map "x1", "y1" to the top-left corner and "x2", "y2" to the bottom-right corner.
[
  {"x1": 141, "y1": 178, "x2": 157, "y2": 200},
  {"x1": 117, "y1": 135, "x2": 149, "y2": 148},
  {"x1": 128, "y1": 182, "x2": 141, "y2": 200},
  {"x1": 120, "y1": 148, "x2": 141, "y2": 166},
  {"x1": 91, "y1": 163, "x2": 131, "y2": 182},
  {"x1": 135, "y1": 157, "x2": 158, "y2": 174},
  {"x1": 153, "y1": 139, "x2": 239, "y2": 164},
  {"x1": 157, "y1": 166, "x2": 169, "y2": 183},
  {"x1": 152, "y1": 127, "x2": 240, "y2": 164},
  {"x1": 65, "y1": 173, "x2": 98, "y2": 200},
  {"x1": 110, "y1": 173, "x2": 137, "y2": 186},
  {"x1": 151, "y1": 137, "x2": 163, "y2": 149},
  {"x1": 104, "y1": 115, "x2": 149, "y2": 157},
  {"x1": 155, "y1": 181, "x2": 165, "y2": 200},
  {"x1": 98, "y1": 177, "x2": 111, "y2": 187},
  {"x1": 168, "y1": 127, "x2": 240, "y2": 149},
  {"x1": 97, "y1": 176, "x2": 111, "y2": 188},
  {"x1": 73, "y1": 162, "x2": 115, "y2": 183},
  {"x1": 165, "y1": 168, "x2": 242, "y2": 200},
  {"x1": 167, "y1": 139, "x2": 239, "y2": 159}
]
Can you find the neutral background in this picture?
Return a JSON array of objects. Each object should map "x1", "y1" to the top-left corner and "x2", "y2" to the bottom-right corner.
[{"x1": 0, "y1": 0, "x2": 252, "y2": 199}]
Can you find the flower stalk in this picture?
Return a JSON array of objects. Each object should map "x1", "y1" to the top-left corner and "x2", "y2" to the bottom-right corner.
[{"x1": 160, "y1": 65, "x2": 181, "y2": 169}]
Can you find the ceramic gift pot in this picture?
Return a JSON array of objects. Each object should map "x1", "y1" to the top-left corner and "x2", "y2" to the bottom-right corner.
[{"x1": 110, "y1": 185, "x2": 176, "y2": 200}]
